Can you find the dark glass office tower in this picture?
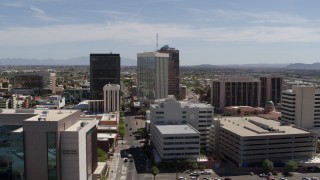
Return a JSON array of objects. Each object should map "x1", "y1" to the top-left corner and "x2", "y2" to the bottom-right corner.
[
  {"x1": 90, "y1": 54, "x2": 120, "y2": 100},
  {"x1": 260, "y1": 76, "x2": 283, "y2": 107},
  {"x1": 158, "y1": 45, "x2": 180, "y2": 98}
]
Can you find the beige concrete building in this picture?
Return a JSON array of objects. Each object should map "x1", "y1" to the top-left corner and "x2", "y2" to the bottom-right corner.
[
  {"x1": 211, "y1": 77, "x2": 261, "y2": 111},
  {"x1": 179, "y1": 84, "x2": 187, "y2": 100},
  {"x1": 88, "y1": 100, "x2": 104, "y2": 113},
  {"x1": 210, "y1": 116, "x2": 317, "y2": 167},
  {"x1": 103, "y1": 84, "x2": 120, "y2": 113},
  {"x1": 281, "y1": 86, "x2": 320, "y2": 129},
  {"x1": 0, "y1": 109, "x2": 102, "y2": 180},
  {"x1": 50, "y1": 73, "x2": 57, "y2": 94}
]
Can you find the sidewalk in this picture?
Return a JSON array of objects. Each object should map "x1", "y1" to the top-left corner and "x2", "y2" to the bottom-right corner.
[
  {"x1": 107, "y1": 152, "x2": 120, "y2": 180},
  {"x1": 108, "y1": 139, "x2": 124, "y2": 180}
]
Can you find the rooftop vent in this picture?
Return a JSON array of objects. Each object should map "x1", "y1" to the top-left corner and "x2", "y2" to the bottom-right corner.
[{"x1": 81, "y1": 122, "x2": 88, "y2": 127}]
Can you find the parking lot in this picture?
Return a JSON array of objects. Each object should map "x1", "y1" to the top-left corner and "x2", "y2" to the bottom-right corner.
[{"x1": 173, "y1": 172, "x2": 320, "y2": 180}]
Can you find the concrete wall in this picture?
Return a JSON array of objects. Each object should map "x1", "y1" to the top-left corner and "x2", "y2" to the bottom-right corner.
[
  {"x1": 294, "y1": 86, "x2": 316, "y2": 129},
  {"x1": 61, "y1": 132, "x2": 80, "y2": 180},
  {"x1": 23, "y1": 121, "x2": 59, "y2": 180}
]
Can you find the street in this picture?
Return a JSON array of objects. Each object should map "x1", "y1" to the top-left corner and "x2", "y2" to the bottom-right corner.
[{"x1": 109, "y1": 116, "x2": 151, "y2": 180}]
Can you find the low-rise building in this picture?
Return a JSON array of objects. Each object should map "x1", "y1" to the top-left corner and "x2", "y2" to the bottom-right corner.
[
  {"x1": 37, "y1": 95, "x2": 65, "y2": 109},
  {"x1": 151, "y1": 124, "x2": 200, "y2": 160}
]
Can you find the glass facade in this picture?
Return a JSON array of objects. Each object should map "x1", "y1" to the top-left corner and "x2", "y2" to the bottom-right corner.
[
  {"x1": 86, "y1": 127, "x2": 97, "y2": 179},
  {"x1": 0, "y1": 125, "x2": 24, "y2": 180},
  {"x1": 90, "y1": 54, "x2": 121, "y2": 100},
  {"x1": 137, "y1": 54, "x2": 168, "y2": 100},
  {"x1": 47, "y1": 132, "x2": 57, "y2": 180}
]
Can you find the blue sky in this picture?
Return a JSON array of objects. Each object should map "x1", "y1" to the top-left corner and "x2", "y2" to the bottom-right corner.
[{"x1": 1, "y1": 0, "x2": 320, "y2": 65}]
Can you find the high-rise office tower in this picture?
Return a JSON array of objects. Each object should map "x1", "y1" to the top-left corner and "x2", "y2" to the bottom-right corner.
[
  {"x1": 90, "y1": 53, "x2": 120, "y2": 100},
  {"x1": 158, "y1": 45, "x2": 179, "y2": 98},
  {"x1": 103, "y1": 84, "x2": 120, "y2": 113},
  {"x1": 281, "y1": 86, "x2": 320, "y2": 129},
  {"x1": 137, "y1": 52, "x2": 169, "y2": 102},
  {"x1": 211, "y1": 76, "x2": 261, "y2": 111},
  {"x1": 260, "y1": 76, "x2": 283, "y2": 107}
]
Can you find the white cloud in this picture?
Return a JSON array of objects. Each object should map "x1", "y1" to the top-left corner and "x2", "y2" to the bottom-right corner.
[
  {"x1": 2, "y1": 0, "x2": 24, "y2": 7},
  {"x1": 186, "y1": 8, "x2": 313, "y2": 25},
  {"x1": 1, "y1": 21, "x2": 320, "y2": 47},
  {"x1": 30, "y1": 6, "x2": 59, "y2": 22}
]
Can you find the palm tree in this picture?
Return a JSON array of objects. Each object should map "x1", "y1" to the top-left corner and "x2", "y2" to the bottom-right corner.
[{"x1": 151, "y1": 166, "x2": 159, "y2": 180}]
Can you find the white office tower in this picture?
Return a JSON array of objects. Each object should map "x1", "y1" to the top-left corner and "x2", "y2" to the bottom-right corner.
[
  {"x1": 281, "y1": 85, "x2": 320, "y2": 130},
  {"x1": 150, "y1": 96, "x2": 213, "y2": 161},
  {"x1": 137, "y1": 52, "x2": 169, "y2": 102},
  {"x1": 50, "y1": 73, "x2": 57, "y2": 94},
  {"x1": 103, "y1": 84, "x2": 120, "y2": 113}
]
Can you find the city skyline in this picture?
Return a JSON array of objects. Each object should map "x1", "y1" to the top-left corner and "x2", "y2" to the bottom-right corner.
[{"x1": 1, "y1": 0, "x2": 320, "y2": 65}]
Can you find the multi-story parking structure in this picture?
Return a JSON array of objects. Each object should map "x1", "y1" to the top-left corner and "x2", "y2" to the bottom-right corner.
[{"x1": 211, "y1": 116, "x2": 317, "y2": 168}]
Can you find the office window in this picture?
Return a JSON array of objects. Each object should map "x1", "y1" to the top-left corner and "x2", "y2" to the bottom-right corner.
[{"x1": 47, "y1": 132, "x2": 57, "y2": 180}]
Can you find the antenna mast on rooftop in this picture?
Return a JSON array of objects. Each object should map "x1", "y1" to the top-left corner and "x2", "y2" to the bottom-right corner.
[{"x1": 156, "y1": 33, "x2": 158, "y2": 51}]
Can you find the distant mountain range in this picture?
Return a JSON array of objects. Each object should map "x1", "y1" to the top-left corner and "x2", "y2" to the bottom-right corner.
[
  {"x1": 285, "y1": 63, "x2": 320, "y2": 70},
  {"x1": 0, "y1": 56, "x2": 136, "y2": 66},
  {"x1": 193, "y1": 63, "x2": 320, "y2": 70},
  {"x1": 191, "y1": 63, "x2": 289, "y2": 69},
  {"x1": 1, "y1": 57, "x2": 320, "y2": 70}
]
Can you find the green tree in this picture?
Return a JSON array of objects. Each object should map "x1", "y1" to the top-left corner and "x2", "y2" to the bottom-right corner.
[
  {"x1": 237, "y1": 108, "x2": 241, "y2": 116},
  {"x1": 262, "y1": 159, "x2": 274, "y2": 171},
  {"x1": 118, "y1": 117, "x2": 126, "y2": 138},
  {"x1": 151, "y1": 166, "x2": 159, "y2": 180},
  {"x1": 136, "y1": 128, "x2": 149, "y2": 139},
  {"x1": 97, "y1": 148, "x2": 108, "y2": 162},
  {"x1": 284, "y1": 160, "x2": 298, "y2": 173},
  {"x1": 2, "y1": 82, "x2": 8, "y2": 88}
]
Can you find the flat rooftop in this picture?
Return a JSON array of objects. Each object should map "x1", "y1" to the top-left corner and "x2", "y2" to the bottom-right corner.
[
  {"x1": 65, "y1": 120, "x2": 96, "y2": 132},
  {"x1": 219, "y1": 116, "x2": 311, "y2": 137},
  {"x1": 187, "y1": 103, "x2": 212, "y2": 108},
  {"x1": 26, "y1": 110, "x2": 79, "y2": 121},
  {"x1": 0, "y1": 109, "x2": 80, "y2": 122},
  {"x1": 151, "y1": 100, "x2": 212, "y2": 109},
  {"x1": 213, "y1": 76, "x2": 260, "y2": 82},
  {"x1": 97, "y1": 133, "x2": 117, "y2": 141},
  {"x1": 101, "y1": 113, "x2": 118, "y2": 121},
  {"x1": 156, "y1": 124, "x2": 199, "y2": 135}
]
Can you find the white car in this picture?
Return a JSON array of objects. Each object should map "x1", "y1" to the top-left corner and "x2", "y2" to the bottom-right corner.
[{"x1": 178, "y1": 177, "x2": 186, "y2": 180}]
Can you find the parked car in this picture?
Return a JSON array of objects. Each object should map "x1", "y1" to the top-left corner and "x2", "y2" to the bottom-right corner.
[{"x1": 301, "y1": 177, "x2": 311, "y2": 180}]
